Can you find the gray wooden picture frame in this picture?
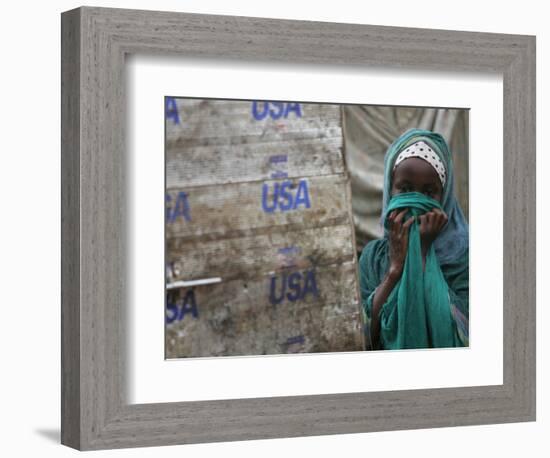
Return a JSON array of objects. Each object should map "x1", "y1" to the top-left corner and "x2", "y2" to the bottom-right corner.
[{"x1": 61, "y1": 6, "x2": 536, "y2": 451}]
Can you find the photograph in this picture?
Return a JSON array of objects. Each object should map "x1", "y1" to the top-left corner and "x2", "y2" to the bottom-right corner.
[{"x1": 164, "y1": 97, "x2": 470, "y2": 357}]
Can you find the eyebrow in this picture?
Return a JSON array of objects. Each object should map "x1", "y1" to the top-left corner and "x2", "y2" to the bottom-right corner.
[
  {"x1": 393, "y1": 179, "x2": 440, "y2": 191},
  {"x1": 394, "y1": 178, "x2": 412, "y2": 186}
]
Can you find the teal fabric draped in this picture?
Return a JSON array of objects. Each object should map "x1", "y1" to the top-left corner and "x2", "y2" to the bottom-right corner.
[
  {"x1": 359, "y1": 128, "x2": 469, "y2": 350},
  {"x1": 375, "y1": 192, "x2": 463, "y2": 349},
  {"x1": 360, "y1": 234, "x2": 469, "y2": 350}
]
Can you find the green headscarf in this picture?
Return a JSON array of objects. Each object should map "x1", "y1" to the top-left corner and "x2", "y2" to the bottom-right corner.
[{"x1": 359, "y1": 129, "x2": 469, "y2": 350}]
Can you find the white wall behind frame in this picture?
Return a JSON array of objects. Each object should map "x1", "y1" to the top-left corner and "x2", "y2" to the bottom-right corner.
[{"x1": 1, "y1": 1, "x2": 545, "y2": 458}]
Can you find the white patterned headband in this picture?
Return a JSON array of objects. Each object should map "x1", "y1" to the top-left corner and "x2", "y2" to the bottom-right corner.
[{"x1": 393, "y1": 140, "x2": 446, "y2": 187}]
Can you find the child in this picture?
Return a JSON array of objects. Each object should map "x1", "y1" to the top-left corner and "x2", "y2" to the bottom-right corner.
[{"x1": 359, "y1": 129, "x2": 469, "y2": 350}]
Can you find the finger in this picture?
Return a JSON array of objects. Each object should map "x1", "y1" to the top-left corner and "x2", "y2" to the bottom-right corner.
[
  {"x1": 424, "y1": 211, "x2": 433, "y2": 227},
  {"x1": 401, "y1": 219, "x2": 413, "y2": 245},
  {"x1": 402, "y1": 216, "x2": 415, "y2": 231},
  {"x1": 433, "y1": 210, "x2": 446, "y2": 227},
  {"x1": 387, "y1": 210, "x2": 396, "y2": 229},
  {"x1": 418, "y1": 214, "x2": 427, "y2": 232},
  {"x1": 434, "y1": 208, "x2": 448, "y2": 223},
  {"x1": 432, "y1": 213, "x2": 441, "y2": 229},
  {"x1": 389, "y1": 218, "x2": 400, "y2": 239},
  {"x1": 394, "y1": 208, "x2": 408, "y2": 225}
]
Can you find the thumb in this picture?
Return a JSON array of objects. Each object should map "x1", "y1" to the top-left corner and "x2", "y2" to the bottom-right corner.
[{"x1": 403, "y1": 215, "x2": 415, "y2": 231}]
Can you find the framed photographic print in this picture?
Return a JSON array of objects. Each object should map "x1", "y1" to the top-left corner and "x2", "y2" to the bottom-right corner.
[
  {"x1": 61, "y1": 6, "x2": 535, "y2": 450},
  {"x1": 162, "y1": 97, "x2": 470, "y2": 358}
]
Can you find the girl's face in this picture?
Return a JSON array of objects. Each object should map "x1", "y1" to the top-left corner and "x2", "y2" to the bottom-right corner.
[{"x1": 391, "y1": 157, "x2": 443, "y2": 202}]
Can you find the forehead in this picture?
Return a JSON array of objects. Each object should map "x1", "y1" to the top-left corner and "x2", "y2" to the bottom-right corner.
[{"x1": 392, "y1": 157, "x2": 441, "y2": 185}]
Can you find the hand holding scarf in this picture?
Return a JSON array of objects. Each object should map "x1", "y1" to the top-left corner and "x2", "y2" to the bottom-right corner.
[
  {"x1": 377, "y1": 192, "x2": 462, "y2": 349},
  {"x1": 359, "y1": 129, "x2": 469, "y2": 350}
]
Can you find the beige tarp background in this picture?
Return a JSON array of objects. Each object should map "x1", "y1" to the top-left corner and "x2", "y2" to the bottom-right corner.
[{"x1": 342, "y1": 106, "x2": 469, "y2": 251}]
